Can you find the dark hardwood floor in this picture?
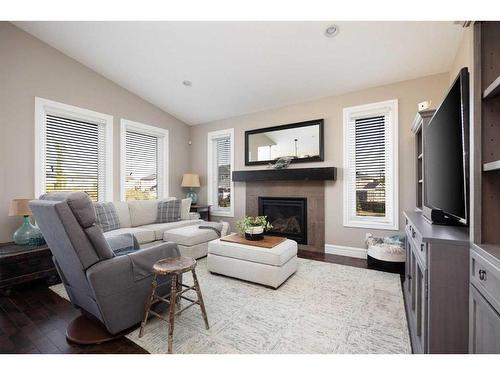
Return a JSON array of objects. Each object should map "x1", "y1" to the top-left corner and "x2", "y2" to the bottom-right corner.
[
  {"x1": 0, "y1": 282, "x2": 146, "y2": 354},
  {"x1": 297, "y1": 249, "x2": 368, "y2": 268},
  {"x1": 0, "y1": 252, "x2": 367, "y2": 354}
]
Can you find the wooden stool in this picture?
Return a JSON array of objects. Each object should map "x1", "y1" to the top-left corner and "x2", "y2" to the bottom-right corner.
[{"x1": 138, "y1": 256, "x2": 209, "y2": 354}]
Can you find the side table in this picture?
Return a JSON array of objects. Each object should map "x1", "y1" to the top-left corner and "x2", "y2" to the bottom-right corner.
[
  {"x1": 0, "y1": 242, "x2": 60, "y2": 295},
  {"x1": 190, "y1": 205, "x2": 211, "y2": 222}
]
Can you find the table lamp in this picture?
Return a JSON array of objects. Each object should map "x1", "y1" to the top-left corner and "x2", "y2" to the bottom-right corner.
[
  {"x1": 9, "y1": 199, "x2": 44, "y2": 246},
  {"x1": 181, "y1": 173, "x2": 200, "y2": 205}
]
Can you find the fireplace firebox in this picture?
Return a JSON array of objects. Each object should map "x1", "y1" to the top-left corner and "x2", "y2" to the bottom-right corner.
[{"x1": 258, "y1": 197, "x2": 307, "y2": 244}]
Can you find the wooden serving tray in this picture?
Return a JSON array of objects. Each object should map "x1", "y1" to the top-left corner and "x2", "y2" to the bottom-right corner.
[{"x1": 220, "y1": 233, "x2": 287, "y2": 249}]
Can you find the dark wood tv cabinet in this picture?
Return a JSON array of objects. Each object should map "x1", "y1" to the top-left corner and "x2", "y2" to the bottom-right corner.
[{"x1": 403, "y1": 211, "x2": 470, "y2": 353}]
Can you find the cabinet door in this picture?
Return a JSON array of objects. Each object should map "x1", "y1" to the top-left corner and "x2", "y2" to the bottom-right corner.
[
  {"x1": 414, "y1": 255, "x2": 428, "y2": 353},
  {"x1": 470, "y1": 285, "x2": 500, "y2": 353},
  {"x1": 411, "y1": 247, "x2": 417, "y2": 314},
  {"x1": 405, "y1": 235, "x2": 412, "y2": 295},
  {"x1": 404, "y1": 236, "x2": 417, "y2": 314}
]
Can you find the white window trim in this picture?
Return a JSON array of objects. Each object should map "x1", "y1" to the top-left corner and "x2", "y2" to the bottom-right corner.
[
  {"x1": 343, "y1": 99, "x2": 399, "y2": 230},
  {"x1": 207, "y1": 128, "x2": 234, "y2": 217},
  {"x1": 34, "y1": 97, "x2": 113, "y2": 201},
  {"x1": 120, "y1": 119, "x2": 169, "y2": 201}
]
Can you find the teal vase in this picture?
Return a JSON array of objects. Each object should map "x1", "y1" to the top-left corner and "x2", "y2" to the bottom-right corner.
[
  {"x1": 13, "y1": 216, "x2": 45, "y2": 246},
  {"x1": 186, "y1": 189, "x2": 198, "y2": 205}
]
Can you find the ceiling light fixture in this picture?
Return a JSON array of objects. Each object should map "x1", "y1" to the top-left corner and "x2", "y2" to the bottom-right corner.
[
  {"x1": 182, "y1": 80, "x2": 192, "y2": 87},
  {"x1": 324, "y1": 25, "x2": 339, "y2": 38}
]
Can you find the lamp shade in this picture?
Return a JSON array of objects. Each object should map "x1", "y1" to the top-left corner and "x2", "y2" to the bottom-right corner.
[
  {"x1": 181, "y1": 173, "x2": 200, "y2": 188},
  {"x1": 9, "y1": 199, "x2": 32, "y2": 216}
]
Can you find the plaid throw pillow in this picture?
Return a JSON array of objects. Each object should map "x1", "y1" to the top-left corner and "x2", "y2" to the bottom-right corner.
[
  {"x1": 157, "y1": 199, "x2": 181, "y2": 223},
  {"x1": 94, "y1": 202, "x2": 120, "y2": 232}
]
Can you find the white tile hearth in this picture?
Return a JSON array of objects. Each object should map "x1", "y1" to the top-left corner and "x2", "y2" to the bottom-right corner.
[{"x1": 50, "y1": 258, "x2": 411, "y2": 354}]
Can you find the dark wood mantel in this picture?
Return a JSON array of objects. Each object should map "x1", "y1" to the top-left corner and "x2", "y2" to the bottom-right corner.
[{"x1": 232, "y1": 167, "x2": 336, "y2": 182}]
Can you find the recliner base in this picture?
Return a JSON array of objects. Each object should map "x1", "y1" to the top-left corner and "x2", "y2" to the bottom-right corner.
[{"x1": 66, "y1": 314, "x2": 129, "y2": 345}]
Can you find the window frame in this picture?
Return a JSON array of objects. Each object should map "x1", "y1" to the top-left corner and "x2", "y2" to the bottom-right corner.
[
  {"x1": 207, "y1": 128, "x2": 235, "y2": 217},
  {"x1": 120, "y1": 119, "x2": 169, "y2": 201},
  {"x1": 343, "y1": 99, "x2": 399, "y2": 230},
  {"x1": 34, "y1": 97, "x2": 114, "y2": 202}
]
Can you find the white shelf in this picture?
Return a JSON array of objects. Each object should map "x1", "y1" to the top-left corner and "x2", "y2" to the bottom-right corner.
[
  {"x1": 483, "y1": 160, "x2": 500, "y2": 172},
  {"x1": 483, "y1": 75, "x2": 500, "y2": 99}
]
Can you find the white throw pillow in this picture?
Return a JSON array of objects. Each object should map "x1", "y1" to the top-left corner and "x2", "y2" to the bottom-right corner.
[
  {"x1": 181, "y1": 198, "x2": 192, "y2": 220},
  {"x1": 113, "y1": 201, "x2": 132, "y2": 228},
  {"x1": 128, "y1": 200, "x2": 159, "y2": 227}
]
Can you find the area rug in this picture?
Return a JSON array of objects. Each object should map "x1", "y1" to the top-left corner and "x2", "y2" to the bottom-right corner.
[{"x1": 50, "y1": 258, "x2": 411, "y2": 354}]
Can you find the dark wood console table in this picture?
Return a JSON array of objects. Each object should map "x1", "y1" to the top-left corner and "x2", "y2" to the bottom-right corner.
[
  {"x1": 0, "y1": 242, "x2": 59, "y2": 295},
  {"x1": 190, "y1": 205, "x2": 211, "y2": 222}
]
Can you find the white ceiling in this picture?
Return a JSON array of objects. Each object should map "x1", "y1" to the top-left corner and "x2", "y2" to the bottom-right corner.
[{"x1": 14, "y1": 21, "x2": 464, "y2": 125}]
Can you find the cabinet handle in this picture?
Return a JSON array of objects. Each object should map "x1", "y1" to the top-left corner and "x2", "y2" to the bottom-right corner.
[
  {"x1": 479, "y1": 269, "x2": 487, "y2": 281},
  {"x1": 420, "y1": 243, "x2": 424, "y2": 252}
]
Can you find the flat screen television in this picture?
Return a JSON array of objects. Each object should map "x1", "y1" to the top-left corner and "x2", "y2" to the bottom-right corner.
[{"x1": 423, "y1": 67, "x2": 469, "y2": 226}]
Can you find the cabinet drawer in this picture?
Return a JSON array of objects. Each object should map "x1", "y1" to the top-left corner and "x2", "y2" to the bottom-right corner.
[
  {"x1": 471, "y1": 249, "x2": 500, "y2": 313},
  {"x1": 406, "y1": 220, "x2": 426, "y2": 266},
  {"x1": 0, "y1": 254, "x2": 53, "y2": 279}
]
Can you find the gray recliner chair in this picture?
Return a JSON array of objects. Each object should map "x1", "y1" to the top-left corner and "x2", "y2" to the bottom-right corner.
[{"x1": 29, "y1": 192, "x2": 180, "y2": 338}]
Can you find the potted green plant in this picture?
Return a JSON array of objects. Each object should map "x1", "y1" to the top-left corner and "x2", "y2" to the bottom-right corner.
[{"x1": 236, "y1": 216, "x2": 273, "y2": 241}]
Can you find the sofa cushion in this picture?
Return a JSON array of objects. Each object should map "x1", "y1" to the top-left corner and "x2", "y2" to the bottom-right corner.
[
  {"x1": 181, "y1": 198, "x2": 192, "y2": 220},
  {"x1": 113, "y1": 201, "x2": 131, "y2": 228},
  {"x1": 128, "y1": 200, "x2": 159, "y2": 227},
  {"x1": 163, "y1": 225, "x2": 219, "y2": 246},
  {"x1": 142, "y1": 219, "x2": 204, "y2": 240},
  {"x1": 41, "y1": 191, "x2": 96, "y2": 229},
  {"x1": 157, "y1": 199, "x2": 181, "y2": 223},
  {"x1": 104, "y1": 227, "x2": 155, "y2": 245},
  {"x1": 84, "y1": 224, "x2": 115, "y2": 260},
  {"x1": 94, "y1": 202, "x2": 120, "y2": 232}
]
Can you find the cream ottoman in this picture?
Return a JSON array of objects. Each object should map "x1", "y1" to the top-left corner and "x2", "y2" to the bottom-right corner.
[
  {"x1": 163, "y1": 225, "x2": 221, "y2": 259},
  {"x1": 207, "y1": 238, "x2": 298, "y2": 288}
]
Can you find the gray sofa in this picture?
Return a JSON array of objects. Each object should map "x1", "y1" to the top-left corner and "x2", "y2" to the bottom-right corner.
[
  {"x1": 29, "y1": 192, "x2": 180, "y2": 336},
  {"x1": 100, "y1": 198, "x2": 229, "y2": 259},
  {"x1": 103, "y1": 198, "x2": 203, "y2": 246}
]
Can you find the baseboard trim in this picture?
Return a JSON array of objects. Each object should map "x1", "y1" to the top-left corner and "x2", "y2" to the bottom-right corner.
[{"x1": 324, "y1": 244, "x2": 367, "y2": 259}]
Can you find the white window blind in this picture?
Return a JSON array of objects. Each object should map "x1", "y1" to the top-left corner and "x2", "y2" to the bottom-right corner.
[
  {"x1": 343, "y1": 100, "x2": 398, "y2": 230},
  {"x1": 215, "y1": 137, "x2": 231, "y2": 209},
  {"x1": 354, "y1": 116, "x2": 386, "y2": 217},
  {"x1": 44, "y1": 114, "x2": 108, "y2": 201},
  {"x1": 207, "y1": 128, "x2": 234, "y2": 217},
  {"x1": 120, "y1": 119, "x2": 168, "y2": 201},
  {"x1": 124, "y1": 131, "x2": 159, "y2": 200}
]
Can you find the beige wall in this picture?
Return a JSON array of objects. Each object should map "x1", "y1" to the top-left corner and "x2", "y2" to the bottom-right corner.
[
  {"x1": 0, "y1": 23, "x2": 191, "y2": 242},
  {"x1": 0, "y1": 21, "x2": 455, "y2": 248},
  {"x1": 190, "y1": 73, "x2": 449, "y2": 248},
  {"x1": 449, "y1": 27, "x2": 473, "y2": 82}
]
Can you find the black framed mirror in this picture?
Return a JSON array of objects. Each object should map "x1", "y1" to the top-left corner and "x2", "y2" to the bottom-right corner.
[{"x1": 245, "y1": 119, "x2": 324, "y2": 166}]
